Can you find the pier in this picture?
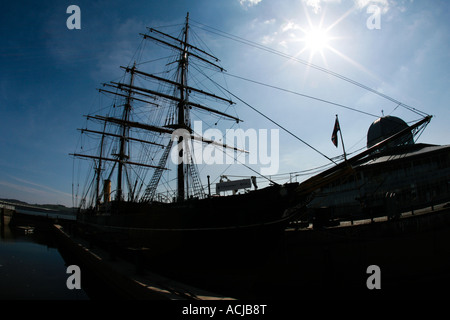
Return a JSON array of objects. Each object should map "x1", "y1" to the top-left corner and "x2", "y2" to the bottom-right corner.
[
  {"x1": 53, "y1": 224, "x2": 235, "y2": 300},
  {"x1": 2, "y1": 200, "x2": 235, "y2": 300},
  {"x1": 1, "y1": 202, "x2": 15, "y2": 227}
]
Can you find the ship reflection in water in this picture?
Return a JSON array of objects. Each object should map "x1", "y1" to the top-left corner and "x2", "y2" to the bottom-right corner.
[{"x1": 0, "y1": 223, "x2": 89, "y2": 300}]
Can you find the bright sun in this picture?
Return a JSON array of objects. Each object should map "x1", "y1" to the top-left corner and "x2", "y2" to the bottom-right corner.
[
  {"x1": 303, "y1": 27, "x2": 330, "y2": 55},
  {"x1": 293, "y1": 8, "x2": 367, "y2": 75}
]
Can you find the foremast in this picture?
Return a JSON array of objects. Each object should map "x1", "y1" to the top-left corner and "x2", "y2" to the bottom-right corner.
[{"x1": 117, "y1": 63, "x2": 136, "y2": 201}]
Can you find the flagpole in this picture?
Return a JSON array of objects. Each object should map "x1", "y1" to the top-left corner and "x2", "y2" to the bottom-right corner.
[{"x1": 336, "y1": 114, "x2": 347, "y2": 161}]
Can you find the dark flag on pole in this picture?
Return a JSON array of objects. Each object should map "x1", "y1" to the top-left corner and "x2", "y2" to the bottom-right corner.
[{"x1": 331, "y1": 116, "x2": 340, "y2": 147}]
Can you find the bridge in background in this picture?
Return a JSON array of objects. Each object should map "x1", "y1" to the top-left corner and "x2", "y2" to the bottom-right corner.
[{"x1": 1, "y1": 200, "x2": 75, "y2": 226}]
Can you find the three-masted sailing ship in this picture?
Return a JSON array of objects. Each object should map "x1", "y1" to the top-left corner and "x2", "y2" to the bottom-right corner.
[
  {"x1": 71, "y1": 13, "x2": 302, "y2": 266},
  {"x1": 70, "y1": 14, "x2": 449, "y2": 298}
]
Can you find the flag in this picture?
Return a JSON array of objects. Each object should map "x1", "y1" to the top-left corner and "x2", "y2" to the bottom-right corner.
[{"x1": 331, "y1": 116, "x2": 340, "y2": 147}]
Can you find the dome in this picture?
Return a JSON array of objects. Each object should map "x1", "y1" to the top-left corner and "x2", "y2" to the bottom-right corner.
[{"x1": 367, "y1": 116, "x2": 414, "y2": 149}]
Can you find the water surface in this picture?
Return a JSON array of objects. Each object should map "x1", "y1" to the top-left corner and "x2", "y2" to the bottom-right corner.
[{"x1": 0, "y1": 224, "x2": 89, "y2": 300}]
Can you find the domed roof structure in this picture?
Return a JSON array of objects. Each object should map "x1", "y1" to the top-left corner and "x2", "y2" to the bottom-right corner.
[{"x1": 367, "y1": 116, "x2": 414, "y2": 149}]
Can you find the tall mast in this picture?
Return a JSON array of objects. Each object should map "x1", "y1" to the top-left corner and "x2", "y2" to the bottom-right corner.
[
  {"x1": 95, "y1": 120, "x2": 107, "y2": 208},
  {"x1": 177, "y1": 13, "x2": 189, "y2": 202},
  {"x1": 76, "y1": 14, "x2": 236, "y2": 204},
  {"x1": 117, "y1": 62, "x2": 136, "y2": 201}
]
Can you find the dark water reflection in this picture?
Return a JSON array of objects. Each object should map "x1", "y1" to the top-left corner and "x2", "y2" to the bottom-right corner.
[{"x1": 0, "y1": 224, "x2": 89, "y2": 300}]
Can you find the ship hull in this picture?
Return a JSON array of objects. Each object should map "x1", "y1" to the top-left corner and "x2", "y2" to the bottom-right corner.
[{"x1": 76, "y1": 183, "x2": 301, "y2": 269}]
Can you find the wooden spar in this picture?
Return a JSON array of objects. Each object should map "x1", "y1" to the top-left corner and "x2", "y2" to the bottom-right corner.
[
  {"x1": 78, "y1": 128, "x2": 165, "y2": 148},
  {"x1": 111, "y1": 82, "x2": 242, "y2": 123},
  {"x1": 187, "y1": 101, "x2": 241, "y2": 123},
  {"x1": 70, "y1": 153, "x2": 169, "y2": 170},
  {"x1": 147, "y1": 27, "x2": 220, "y2": 62},
  {"x1": 99, "y1": 86, "x2": 159, "y2": 106},
  {"x1": 192, "y1": 134, "x2": 249, "y2": 153},
  {"x1": 85, "y1": 115, "x2": 247, "y2": 153},
  {"x1": 87, "y1": 115, "x2": 173, "y2": 134},
  {"x1": 120, "y1": 66, "x2": 235, "y2": 105},
  {"x1": 140, "y1": 33, "x2": 225, "y2": 72}
]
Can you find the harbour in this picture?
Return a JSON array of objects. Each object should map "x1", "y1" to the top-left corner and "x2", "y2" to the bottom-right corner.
[
  {"x1": 2, "y1": 3, "x2": 449, "y2": 305},
  {"x1": 0, "y1": 213, "x2": 88, "y2": 300},
  {"x1": 1, "y1": 203, "x2": 234, "y2": 300},
  {"x1": 2, "y1": 198, "x2": 450, "y2": 300}
]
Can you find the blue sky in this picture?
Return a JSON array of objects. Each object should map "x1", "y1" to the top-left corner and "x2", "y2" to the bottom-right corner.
[{"x1": 0, "y1": 0, "x2": 449, "y2": 206}]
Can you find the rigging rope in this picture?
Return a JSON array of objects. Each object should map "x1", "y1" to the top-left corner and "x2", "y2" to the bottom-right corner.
[
  {"x1": 213, "y1": 80, "x2": 338, "y2": 165},
  {"x1": 189, "y1": 19, "x2": 430, "y2": 118},
  {"x1": 225, "y1": 73, "x2": 380, "y2": 118}
]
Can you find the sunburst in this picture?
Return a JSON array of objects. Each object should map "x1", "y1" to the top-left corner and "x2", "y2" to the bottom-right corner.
[
  {"x1": 303, "y1": 25, "x2": 331, "y2": 58},
  {"x1": 289, "y1": 6, "x2": 375, "y2": 80}
]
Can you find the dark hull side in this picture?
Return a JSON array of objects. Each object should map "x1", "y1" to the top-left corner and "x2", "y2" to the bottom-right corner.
[
  {"x1": 76, "y1": 183, "x2": 301, "y2": 269},
  {"x1": 173, "y1": 202, "x2": 450, "y2": 299},
  {"x1": 258, "y1": 202, "x2": 450, "y2": 299}
]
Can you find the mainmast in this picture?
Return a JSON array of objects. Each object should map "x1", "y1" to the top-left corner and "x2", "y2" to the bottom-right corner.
[
  {"x1": 73, "y1": 13, "x2": 241, "y2": 206},
  {"x1": 139, "y1": 12, "x2": 240, "y2": 202},
  {"x1": 177, "y1": 13, "x2": 190, "y2": 202}
]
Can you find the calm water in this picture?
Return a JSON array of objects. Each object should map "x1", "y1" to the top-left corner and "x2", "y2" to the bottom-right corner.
[{"x1": 0, "y1": 223, "x2": 89, "y2": 300}]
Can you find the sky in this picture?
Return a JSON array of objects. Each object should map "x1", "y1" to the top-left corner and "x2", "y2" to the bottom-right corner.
[{"x1": 0, "y1": 0, "x2": 449, "y2": 206}]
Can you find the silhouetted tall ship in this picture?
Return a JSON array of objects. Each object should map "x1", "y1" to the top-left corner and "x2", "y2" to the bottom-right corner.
[
  {"x1": 71, "y1": 14, "x2": 450, "y2": 298},
  {"x1": 71, "y1": 13, "x2": 304, "y2": 267}
]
